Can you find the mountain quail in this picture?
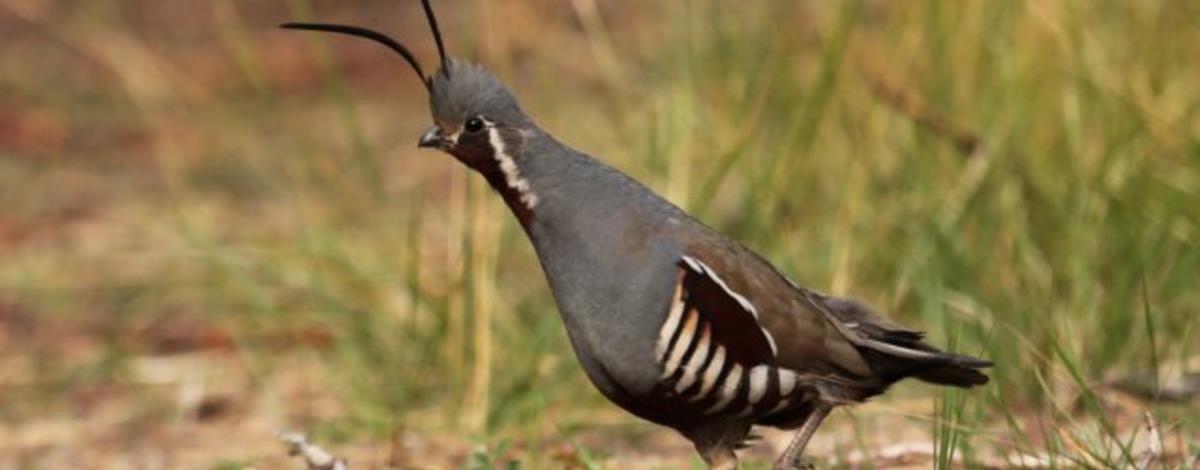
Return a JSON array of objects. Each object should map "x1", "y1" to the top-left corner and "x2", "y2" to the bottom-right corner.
[{"x1": 282, "y1": 2, "x2": 992, "y2": 468}]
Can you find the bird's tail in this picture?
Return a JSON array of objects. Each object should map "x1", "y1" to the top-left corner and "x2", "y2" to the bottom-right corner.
[
  {"x1": 855, "y1": 337, "x2": 992, "y2": 388},
  {"x1": 817, "y1": 296, "x2": 992, "y2": 388},
  {"x1": 908, "y1": 351, "x2": 992, "y2": 387}
]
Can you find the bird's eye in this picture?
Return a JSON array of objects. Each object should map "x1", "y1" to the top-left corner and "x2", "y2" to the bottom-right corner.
[{"x1": 465, "y1": 117, "x2": 485, "y2": 133}]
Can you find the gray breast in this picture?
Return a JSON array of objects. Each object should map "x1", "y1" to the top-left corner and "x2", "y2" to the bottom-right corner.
[{"x1": 522, "y1": 165, "x2": 686, "y2": 416}]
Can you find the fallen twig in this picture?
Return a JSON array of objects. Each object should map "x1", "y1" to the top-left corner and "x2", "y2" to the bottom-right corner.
[
  {"x1": 1135, "y1": 412, "x2": 1164, "y2": 470},
  {"x1": 278, "y1": 431, "x2": 349, "y2": 470},
  {"x1": 863, "y1": 73, "x2": 985, "y2": 159},
  {"x1": 1110, "y1": 370, "x2": 1200, "y2": 403}
]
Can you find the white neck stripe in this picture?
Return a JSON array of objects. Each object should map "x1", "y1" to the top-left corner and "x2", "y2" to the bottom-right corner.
[{"x1": 487, "y1": 126, "x2": 538, "y2": 209}]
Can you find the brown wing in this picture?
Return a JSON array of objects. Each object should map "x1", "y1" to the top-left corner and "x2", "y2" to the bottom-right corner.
[
  {"x1": 672, "y1": 256, "x2": 777, "y2": 365},
  {"x1": 673, "y1": 231, "x2": 875, "y2": 379},
  {"x1": 654, "y1": 252, "x2": 873, "y2": 417},
  {"x1": 653, "y1": 255, "x2": 784, "y2": 414},
  {"x1": 657, "y1": 227, "x2": 987, "y2": 419}
]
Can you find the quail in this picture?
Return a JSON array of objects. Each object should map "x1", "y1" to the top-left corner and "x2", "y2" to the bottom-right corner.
[{"x1": 283, "y1": 2, "x2": 992, "y2": 468}]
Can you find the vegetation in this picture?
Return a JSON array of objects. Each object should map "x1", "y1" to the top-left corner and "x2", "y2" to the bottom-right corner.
[{"x1": 1, "y1": 0, "x2": 1196, "y2": 467}]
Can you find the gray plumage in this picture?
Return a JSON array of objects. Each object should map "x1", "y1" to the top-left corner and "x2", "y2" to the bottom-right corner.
[
  {"x1": 282, "y1": 16, "x2": 991, "y2": 469},
  {"x1": 420, "y1": 63, "x2": 990, "y2": 468},
  {"x1": 429, "y1": 60, "x2": 531, "y2": 129}
]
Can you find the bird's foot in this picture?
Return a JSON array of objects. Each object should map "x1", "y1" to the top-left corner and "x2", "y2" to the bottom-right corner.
[{"x1": 772, "y1": 456, "x2": 816, "y2": 470}]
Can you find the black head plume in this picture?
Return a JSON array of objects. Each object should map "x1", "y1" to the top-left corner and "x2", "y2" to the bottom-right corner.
[
  {"x1": 419, "y1": 0, "x2": 450, "y2": 76},
  {"x1": 280, "y1": 0, "x2": 451, "y2": 92},
  {"x1": 280, "y1": 22, "x2": 431, "y2": 91}
]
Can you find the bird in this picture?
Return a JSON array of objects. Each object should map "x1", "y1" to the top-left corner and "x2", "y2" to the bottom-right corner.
[{"x1": 282, "y1": 2, "x2": 992, "y2": 468}]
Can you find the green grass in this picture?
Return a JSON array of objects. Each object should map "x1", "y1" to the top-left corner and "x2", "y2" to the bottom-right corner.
[{"x1": 1, "y1": 0, "x2": 1198, "y2": 468}]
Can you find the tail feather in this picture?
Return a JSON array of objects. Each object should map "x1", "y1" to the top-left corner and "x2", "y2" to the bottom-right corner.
[
  {"x1": 858, "y1": 346, "x2": 992, "y2": 388},
  {"x1": 911, "y1": 350, "x2": 992, "y2": 387},
  {"x1": 916, "y1": 363, "x2": 990, "y2": 387},
  {"x1": 817, "y1": 294, "x2": 992, "y2": 389}
]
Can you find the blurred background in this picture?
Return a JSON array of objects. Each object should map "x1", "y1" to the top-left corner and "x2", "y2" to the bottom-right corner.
[{"x1": 1, "y1": 0, "x2": 1197, "y2": 468}]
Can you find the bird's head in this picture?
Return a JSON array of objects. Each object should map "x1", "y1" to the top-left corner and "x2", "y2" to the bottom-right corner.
[
  {"x1": 281, "y1": 0, "x2": 534, "y2": 172},
  {"x1": 422, "y1": 60, "x2": 533, "y2": 167}
]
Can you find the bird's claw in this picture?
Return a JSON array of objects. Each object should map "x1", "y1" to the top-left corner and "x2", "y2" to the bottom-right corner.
[{"x1": 772, "y1": 456, "x2": 816, "y2": 470}]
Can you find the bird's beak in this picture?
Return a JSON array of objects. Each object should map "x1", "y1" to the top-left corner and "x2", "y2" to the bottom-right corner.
[{"x1": 418, "y1": 125, "x2": 450, "y2": 150}]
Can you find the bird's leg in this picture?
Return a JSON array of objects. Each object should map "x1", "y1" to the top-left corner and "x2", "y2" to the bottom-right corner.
[
  {"x1": 699, "y1": 446, "x2": 738, "y2": 470},
  {"x1": 690, "y1": 422, "x2": 752, "y2": 470},
  {"x1": 773, "y1": 403, "x2": 832, "y2": 470}
]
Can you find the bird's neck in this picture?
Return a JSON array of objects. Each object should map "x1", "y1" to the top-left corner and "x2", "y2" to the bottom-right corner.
[
  {"x1": 468, "y1": 127, "x2": 545, "y2": 227},
  {"x1": 476, "y1": 161, "x2": 537, "y2": 226},
  {"x1": 472, "y1": 132, "x2": 659, "y2": 243}
]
